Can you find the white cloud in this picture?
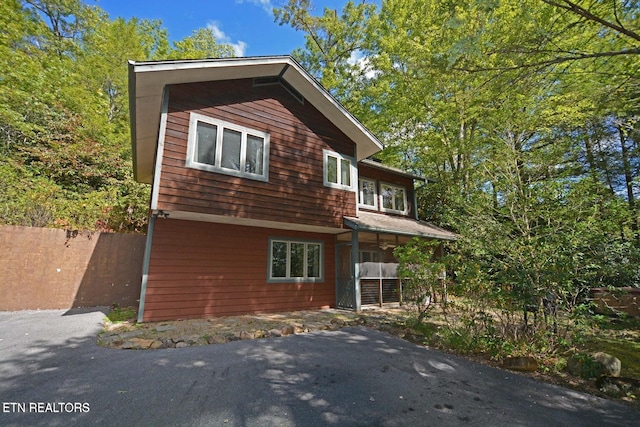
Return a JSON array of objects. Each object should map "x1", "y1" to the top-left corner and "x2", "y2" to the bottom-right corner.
[
  {"x1": 235, "y1": 0, "x2": 274, "y2": 14},
  {"x1": 207, "y1": 21, "x2": 248, "y2": 57},
  {"x1": 347, "y1": 50, "x2": 380, "y2": 79}
]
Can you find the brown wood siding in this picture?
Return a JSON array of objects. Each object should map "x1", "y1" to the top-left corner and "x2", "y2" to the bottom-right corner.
[
  {"x1": 358, "y1": 163, "x2": 417, "y2": 217},
  {"x1": 156, "y1": 79, "x2": 357, "y2": 229},
  {"x1": 143, "y1": 219, "x2": 336, "y2": 321}
]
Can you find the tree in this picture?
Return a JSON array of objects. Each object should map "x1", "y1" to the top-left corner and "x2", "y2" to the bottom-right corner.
[{"x1": 170, "y1": 28, "x2": 235, "y2": 59}]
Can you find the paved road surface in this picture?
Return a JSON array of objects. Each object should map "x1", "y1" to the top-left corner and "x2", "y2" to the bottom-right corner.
[{"x1": 1, "y1": 309, "x2": 638, "y2": 426}]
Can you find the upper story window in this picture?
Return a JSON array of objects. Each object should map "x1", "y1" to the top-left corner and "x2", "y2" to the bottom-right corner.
[
  {"x1": 268, "y1": 238, "x2": 324, "y2": 282},
  {"x1": 323, "y1": 150, "x2": 355, "y2": 191},
  {"x1": 186, "y1": 112, "x2": 270, "y2": 181},
  {"x1": 380, "y1": 182, "x2": 407, "y2": 214},
  {"x1": 358, "y1": 178, "x2": 378, "y2": 209}
]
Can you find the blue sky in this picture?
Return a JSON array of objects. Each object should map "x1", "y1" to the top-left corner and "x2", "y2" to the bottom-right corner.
[{"x1": 88, "y1": 0, "x2": 354, "y2": 57}]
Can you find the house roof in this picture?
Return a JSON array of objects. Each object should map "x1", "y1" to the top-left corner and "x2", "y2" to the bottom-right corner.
[
  {"x1": 344, "y1": 211, "x2": 457, "y2": 241},
  {"x1": 359, "y1": 159, "x2": 432, "y2": 182},
  {"x1": 128, "y1": 55, "x2": 385, "y2": 184}
]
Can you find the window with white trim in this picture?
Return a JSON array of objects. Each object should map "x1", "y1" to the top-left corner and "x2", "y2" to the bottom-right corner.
[
  {"x1": 380, "y1": 183, "x2": 407, "y2": 214},
  {"x1": 186, "y1": 112, "x2": 269, "y2": 181},
  {"x1": 323, "y1": 150, "x2": 355, "y2": 191},
  {"x1": 268, "y1": 238, "x2": 324, "y2": 282},
  {"x1": 358, "y1": 178, "x2": 378, "y2": 209}
]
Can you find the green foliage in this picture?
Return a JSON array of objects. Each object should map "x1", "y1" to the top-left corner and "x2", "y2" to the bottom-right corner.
[
  {"x1": 0, "y1": 1, "x2": 232, "y2": 233},
  {"x1": 394, "y1": 238, "x2": 448, "y2": 320}
]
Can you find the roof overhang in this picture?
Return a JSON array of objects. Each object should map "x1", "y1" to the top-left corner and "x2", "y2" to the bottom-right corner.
[
  {"x1": 129, "y1": 56, "x2": 384, "y2": 184},
  {"x1": 344, "y1": 211, "x2": 457, "y2": 241}
]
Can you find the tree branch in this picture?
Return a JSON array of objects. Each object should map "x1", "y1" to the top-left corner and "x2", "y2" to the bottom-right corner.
[{"x1": 540, "y1": 0, "x2": 640, "y2": 44}]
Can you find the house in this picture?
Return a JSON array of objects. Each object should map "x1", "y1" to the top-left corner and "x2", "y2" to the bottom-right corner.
[{"x1": 128, "y1": 56, "x2": 456, "y2": 322}]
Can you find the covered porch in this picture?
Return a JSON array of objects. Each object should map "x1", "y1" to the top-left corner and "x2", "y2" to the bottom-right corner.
[{"x1": 336, "y1": 211, "x2": 457, "y2": 310}]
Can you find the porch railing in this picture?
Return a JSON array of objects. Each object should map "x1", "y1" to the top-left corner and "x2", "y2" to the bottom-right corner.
[{"x1": 359, "y1": 262, "x2": 401, "y2": 306}]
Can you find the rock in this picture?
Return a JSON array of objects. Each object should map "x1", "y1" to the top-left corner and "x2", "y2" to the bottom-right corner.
[
  {"x1": 175, "y1": 341, "x2": 188, "y2": 348},
  {"x1": 593, "y1": 352, "x2": 621, "y2": 377},
  {"x1": 596, "y1": 376, "x2": 640, "y2": 397},
  {"x1": 502, "y1": 356, "x2": 538, "y2": 372},
  {"x1": 154, "y1": 325, "x2": 176, "y2": 332},
  {"x1": 149, "y1": 340, "x2": 163, "y2": 349},
  {"x1": 253, "y1": 330, "x2": 267, "y2": 339},
  {"x1": 330, "y1": 318, "x2": 346, "y2": 327},
  {"x1": 239, "y1": 331, "x2": 254, "y2": 340},
  {"x1": 122, "y1": 341, "x2": 135, "y2": 350},
  {"x1": 268, "y1": 329, "x2": 282, "y2": 337},
  {"x1": 206, "y1": 335, "x2": 223, "y2": 345},
  {"x1": 281, "y1": 325, "x2": 295, "y2": 336},
  {"x1": 119, "y1": 330, "x2": 144, "y2": 339},
  {"x1": 129, "y1": 338, "x2": 155, "y2": 349}
]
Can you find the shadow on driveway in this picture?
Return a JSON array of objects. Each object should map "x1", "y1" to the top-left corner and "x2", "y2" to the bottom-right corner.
[{"x1": 0, "y1": 310, "x2": 638, "y2": 426}]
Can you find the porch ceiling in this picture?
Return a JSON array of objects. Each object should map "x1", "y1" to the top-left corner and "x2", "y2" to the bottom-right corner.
[{"x1": 343, "y1": 211, "x2": 457, "y2": 241}]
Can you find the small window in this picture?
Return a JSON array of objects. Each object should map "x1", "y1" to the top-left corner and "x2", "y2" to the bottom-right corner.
[
  {"x1": 268, "y1": 238, "x2": 324, "y2": 282},
  {"x1": 186, "y1": 113, "x2": 269, "y2": 181},
  {"x1": 358, "y1": 178, "x2": 378, "y2": 209},
  {"x1": 380, "y1": 183, "x2": 407, "y2": 214},
  {"x1": 323, "y1": 150, "x2": 355, "y2": 191}
]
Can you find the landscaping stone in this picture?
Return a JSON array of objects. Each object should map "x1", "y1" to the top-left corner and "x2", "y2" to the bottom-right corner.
[
  {"x1": 175, "y1": 341, "x2": 188, "y2": 348},
  {"x1": 502, "y1": 356, "x2": 539, "y2": 372},
  {"x1": 149, "y1": 340, "x2": 163, "y2": 349},
  {"x1": 119, "y1": 330, "x2": 144, "y2": 339},
  {"x1": 269, "y1": 329, "x2": 282, "y2": 337},
  {"x1": 281, "y1": 325, "x2": 295, "y2": 336},
  {"x1": 593, "y1": 352, "x2": 621, "y2": 377},
  {"x1": 239, "y1": 331, "x2": 254, "y2": 340},
  {"x1": 596, "y1": 376, "x2": 640, "y2": 398},
  {"x1": 154, "y1": 325, "x2": 176, "y2": 332}
]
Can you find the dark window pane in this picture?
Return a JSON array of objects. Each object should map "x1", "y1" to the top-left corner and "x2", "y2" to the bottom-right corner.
[
  {"x1": 395, "y1": 189, "x2": 405, "y2": 211},
  {"x1": 272, "y1": 242, "x2": 287, "y2": 278},
  {"x1": 327, "y1": 156, "x2": 338, "y2": 184},
  {"x1": 307, "y1": 244, "x2": 321, "y2": 278},
  {"x1": 361, "y1": 180, "x2": 375, "y2": 206},
  {"x1": 221, "y1": 128, "x2": 241, "y2": 171},
  {"x1": 196, "y1": 122, "x2": 217, "y2": 165},
  {"x1": 246, "y1": 135, "x2": 264, "y2": 175},
  {"x1": 290, "y1": 243, "x2": 305, "y2": 277},
  {"x1": 341, "y1": 158, "x2": 351, "y2": 186}
]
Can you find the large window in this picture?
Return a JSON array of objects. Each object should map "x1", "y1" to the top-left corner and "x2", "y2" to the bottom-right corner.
[
  {"x1": 186, "y1": 113, "x2": 269, "y2": 181},
  {"x1": 358, "y1": 178, "x2": 378, "y2": 209},
  {"x1": 380, "y1": 183, "x2": 407, "y2": 214},
  {"x1": 269, "y1": 238, "x2": 324, "y2": 282},
  {"x1": 323, "y1": 150, "x2": 355, "y2": 191}
]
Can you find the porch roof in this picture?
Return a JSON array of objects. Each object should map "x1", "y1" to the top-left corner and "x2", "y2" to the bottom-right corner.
[{"x1": 343, "y1": 211, "x2": 457, "y2": 241}]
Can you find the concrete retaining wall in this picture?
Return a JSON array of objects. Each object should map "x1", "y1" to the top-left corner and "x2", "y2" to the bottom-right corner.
[{"x1": 0, "y1": 225, "x2": 145, "y2": 310}]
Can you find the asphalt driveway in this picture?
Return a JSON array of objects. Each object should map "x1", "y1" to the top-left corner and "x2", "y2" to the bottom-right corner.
[{"x1": 1, "y1": 310, "x2": 638, "y2": 426}]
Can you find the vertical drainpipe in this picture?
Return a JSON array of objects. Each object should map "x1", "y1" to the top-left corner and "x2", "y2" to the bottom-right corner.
[
  {"x1": 413, "y1": 181, "x2": 420, "y2": 220},
  {"x1": 352, "y1": 145, "x2": 360, "y2": 311},
  {"x1": 137, "y1": 86, "x2": 170, "y2": 324},
  {"x1": 352, "y1": 227, "x2": 361, "y2": 311},
  {"x1": 137, "y1": 213, "x2": 156, "y2": 323}
]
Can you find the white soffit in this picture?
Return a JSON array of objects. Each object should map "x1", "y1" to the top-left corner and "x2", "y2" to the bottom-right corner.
[{"x1": 129, "y1": 56, "x2": 383, "y2": 184}]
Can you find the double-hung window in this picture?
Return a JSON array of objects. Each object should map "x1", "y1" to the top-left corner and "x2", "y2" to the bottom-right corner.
[
  {"x1": 323, "y1": 150, "x2": 355, "y2": 191},
  {"x1": 380, "y1": 183, "x2": 407, "y2": 214},
  {"x1": 358, "y1": 178, "x2": 378, "y2": 209},
  {"x1": 269, "y1": 238, "x2": 324, "y2": 282},
  {"x1": 186, "y1": 113, "x2": 269, "y2": 181}
]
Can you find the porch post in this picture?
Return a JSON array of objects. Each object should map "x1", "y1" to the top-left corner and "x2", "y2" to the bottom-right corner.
[{"x1": 352, "y1": 229, "x2": 361, "y2": 311}]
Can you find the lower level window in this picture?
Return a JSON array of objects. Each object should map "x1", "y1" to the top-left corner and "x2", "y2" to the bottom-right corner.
[{"x1": 269, "y1": 238, "x2": 323, "y2": 282}]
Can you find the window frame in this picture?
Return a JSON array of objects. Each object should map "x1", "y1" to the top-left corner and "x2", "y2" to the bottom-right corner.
[
  {"x1": 379, "y1": 182, "x2": 408, "y2": 215},
  {"x1": 358, "y1": 178, "x2": 378, "y2": 210},
  {"x1": 323, "y1": 149, "x2": 356, "y2": 191},
  {"x1": 267, "y1": 238, "x2": 325, "y2": 283},
  {"x1": 186, "y1": 112, "x2": 270, "y2": 182}
]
